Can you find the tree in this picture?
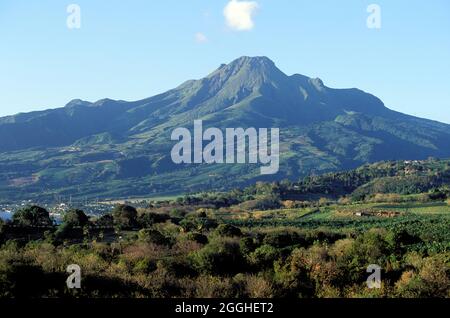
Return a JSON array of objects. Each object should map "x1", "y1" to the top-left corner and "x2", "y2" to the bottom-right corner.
[
  {"x1": 112, "y1": 205, "x2": 138, "y2": 229},
  {"x1": 12, "y1": 206, "x2": 53, "y2": 227},
  {"x1": 262, "y1": 231, "x2": 303, "y2": 248},
  {"x1": 63, "y1": 209, "x2": 89, "y2": 227},
  {"x1": 137, "y1": 229, "x2": 169, "y2": 246},
  {"x1": 137, "y1": 212, "x2": 170, "y2": 228},
  {"x1": 54, "y1": 209, "x2": 90, "y2": 240}
]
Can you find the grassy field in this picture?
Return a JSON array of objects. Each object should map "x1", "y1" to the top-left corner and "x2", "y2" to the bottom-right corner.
[
  {"x1": 373, "y1": 202, "x2": 450, "y2": 214},
  {"x1": 221, "y1": 201, "x2": 450, "y2": 236},
  {"x1": 217, "y1": 201, "x2": 450, "y2": 221}
]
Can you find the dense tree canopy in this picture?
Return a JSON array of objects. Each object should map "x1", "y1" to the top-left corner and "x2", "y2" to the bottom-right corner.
[
  {"x1": 12, "y1": 206, "x2": 53, "y2": 227},
  {"x1": 63, "y1": 209, "x2": 89, "y2": 227}
]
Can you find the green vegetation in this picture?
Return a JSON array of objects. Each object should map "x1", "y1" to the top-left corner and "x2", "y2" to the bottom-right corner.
[
  {"x1": 0, "y1": 201, "x2": 448, "y2": 298},
  {"x1": 12, "y1": 206, "x2": 53, "y2": 227},
  {"x1": 1, "y1": 57, "x2": 450, "y2": 203},
  {"x1": 112, "y1": 204, "x2": 138, "y2": 230},
  {"x1": 0, "y1": 159, "x2": 449, "y2": 298}
]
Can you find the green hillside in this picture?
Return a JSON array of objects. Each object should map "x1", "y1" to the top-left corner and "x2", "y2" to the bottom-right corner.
[{"x1": 1, "y1": 57, "x2": 450, "y2": 202}]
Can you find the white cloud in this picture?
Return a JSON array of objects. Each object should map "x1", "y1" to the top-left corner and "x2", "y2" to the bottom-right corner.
[
  {"x1": 224, "y1": 0, "x2": 259, "y2": 31},
  {"x1": 195, "y1": 32, "x2": 208, "y2": 43}
]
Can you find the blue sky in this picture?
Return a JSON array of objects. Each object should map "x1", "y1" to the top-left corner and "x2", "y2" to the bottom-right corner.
[{"x1": 0, "y1": 0, "x2": 449, "y2": 123}]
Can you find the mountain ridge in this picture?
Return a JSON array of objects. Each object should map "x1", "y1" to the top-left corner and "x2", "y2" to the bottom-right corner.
[{"x1": 0, "y1": 56, "x2": 449, "y2": 202}]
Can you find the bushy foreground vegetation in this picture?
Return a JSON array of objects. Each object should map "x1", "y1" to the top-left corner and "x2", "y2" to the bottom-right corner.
[
  {"x1": 0, "y1": 159, "x2": 449, "y2": 298},
  {"x1": 0, "y1": 200, "x2": 449, "y2": 298}
]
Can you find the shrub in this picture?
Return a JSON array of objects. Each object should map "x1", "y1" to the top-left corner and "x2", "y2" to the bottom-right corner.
[
  {"x1": 138, "y1": 212, "x2": 170, "y2": 228},
  {"x1": 190, "y1": 239, "x2": 245, "y2": 275},
  {"x1": 272, "y1": 249, "x2": 315, "y2": 297},
  {"x1": 138, "y1": 229, "x2": 170, "y2": 246},
  {"x1": 249, "y1": 245, "x2": 279, "y2": 269},
  {"x1": 239, "y1": 237, "x2": 256, "y2": 255},
  {"x1": 262, "y1": 231, "x2": 303, "y2": 248},
  {"x1": 169, "y1": 208, "x2": 187, "y2": 218},
  {"x1": 329, "y1": 238, "x2": 355, "y2": 259},
  {"x1": 157, "y1": 258, "x2": 196, "y2": 278},
  {"x1": 395, "y1": 270, "x2": 421, "y2": 297},
  {"x1": 179, "y1": 216, "x2": 218, "y2": 233},
  {"x1": 121, "y1": 242, "x2": 167, "y2": 263},
  {"x1": 395, "y1": 254, "x2": 450, "y2": 298},
  {"x1": 186, "y1": 232, "x2": 208, "y2": 245},
  {"x1": 344, "y1": 229, "x2": 393, "y2": 275},
  {"x1": 233, "y1": 274, "x2": 274, "y2": 298},
  {"x1": 215, "y1": 224, "x2": 242, "y2": 237},
  {"x1": 416, "y1": 254, "x2": 449, "y2": 297},
  {"x1": 133, "y1": 258, "x2": 157, "y2": 274},
  {"x1": 305, "y1": 230, "x2": 346, "y2": 245},
  {"x1": 245, "y1": 275, "x2": 274, "y2": 298},
  {"x1": 191, "y1": 275, "x2": 234, "y2": 298}
]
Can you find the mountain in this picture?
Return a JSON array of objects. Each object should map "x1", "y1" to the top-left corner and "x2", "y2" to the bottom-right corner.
[{"x1": 0, "y1": 56, "x2": 450, "y2": 202}]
